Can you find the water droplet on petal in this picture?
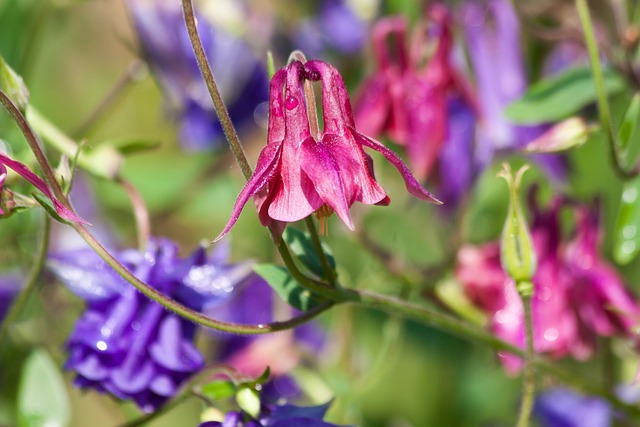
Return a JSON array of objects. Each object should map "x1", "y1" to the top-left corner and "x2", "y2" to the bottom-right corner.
[
  {"x1": 285, "y1": 96, "x2": 299, "y2": 110},
  {"x1": 543, "y1": 328, "x2": 559, "y2": 342},
  {"x1": 96, "y1": 340, "x2": 108, "y2": 351}
]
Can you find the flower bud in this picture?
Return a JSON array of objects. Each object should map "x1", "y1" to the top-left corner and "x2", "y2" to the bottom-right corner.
[
  {"x1": 523, "y1": 117, "x2": 591, "y2": 153},
  {"x1": 498, "y1": 163, "x2": 537, "y2": 296},
  {"x1": 0, "y1": 56, "x2": 29, "y2": 113}
]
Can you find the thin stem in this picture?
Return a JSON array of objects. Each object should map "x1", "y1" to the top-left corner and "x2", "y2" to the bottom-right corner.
[
  {"x1": 116, "y1": 177, "x2": 151, "y2": 251},
  {"x1": 0, "y1": 215, "x2": 50, "y2": 348},
  {"x1": 73, "y1": 59, "x2": 146, "y2": 137},
  {"x1": 516, "y1": 295, "x2": 535, "y2": 427},
  {"x1": 180, "y1": 0, "x2": 252, "y2": 181},
  {"x1": 0, "y1": 92, "x2": 62, "y2": 198},
  {"x1": 304, "y1": 217, "x2": 337, "y2": 285},
  {"x1": 576, "y1": 0, "x2": 639, "y2": 180}
]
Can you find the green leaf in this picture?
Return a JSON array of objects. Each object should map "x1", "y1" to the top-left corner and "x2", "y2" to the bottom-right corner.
[
  {"x1": 505, "y1": 66, "x2": 626, "y2": 124},
  {"x1": 236, "y1": 386, "x2": 261, "y2": 419},
  {"x1": 613, "y1": 176, "x2": 640, "y2": 265},
  {"x1": 616, "y1": 93, "x2": 640, "y2": 161},
  {"x1": 253, "y1": 264, "x2": 322, "y2": 311},
  {"x1": 0, "y1": 55, "x2": 29, "y2": 112},
  {"x1": 283, "y1": 227, "x2": 336, "y2": 279},
  {"x1": 200, "y1": 380, "x2": 237, "y2": 401},
  {"x1": 17, "y1": 349, "x2": 70, "y2": 427}
]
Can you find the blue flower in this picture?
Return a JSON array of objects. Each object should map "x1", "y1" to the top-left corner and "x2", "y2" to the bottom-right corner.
[
  {"x1": 0, "y1": 271, "x2": 21, "y2": 323},
  {"x1": 48, "y1": 238, "x2": 254, "y2": 412},
  {"x1": 533, "y1": 388, "x2": 613, "y2": 427},
  {"x1": 128, "y1": 0, "x2": 268, "y2": 151},
  {"x1": 199, "y1": 401, "x2": 350, "y2": 427}
]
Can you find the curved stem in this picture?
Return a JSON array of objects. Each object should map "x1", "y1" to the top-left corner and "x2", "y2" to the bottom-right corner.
[
  {"x1": 516, "y1": 296, "x2": 535, "y2": 427},
  {"x1": 0, "y1": 215, "x2": 50, "y2": 348},
  {"x1": 576, "y1": 0, "x2": 639, "y2": 180},
  {"x1": 115, "y1": 177, "x2": 151, "y2": 251},
  {"x1": 180, "y1": 0, "x2": 252, "y2": 181}
]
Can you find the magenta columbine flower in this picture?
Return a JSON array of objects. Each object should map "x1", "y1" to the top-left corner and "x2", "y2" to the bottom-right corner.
[
  {"x1": 354, "y1": 7, "x2": 476, "y2": 182},
  {"x1": 456, "y1": 195, "x2": 640, "y2": 373},
  {"x1": 216, "y1": 59, "x2": 439, "y2": 240},
  {"x1": 0, "y1": 151, "x2": 84, "y2": 223},
  {"x1": 48, "y1": 238, "x2": 254, "y2": 412}
]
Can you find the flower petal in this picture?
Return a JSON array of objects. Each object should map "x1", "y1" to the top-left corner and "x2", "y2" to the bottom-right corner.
[
  {"x1": 299, "y1": 137, "x2": 354, "y2": 229},
  {"x1": 349, "y1": 128, "x2": 441, "y2": 204},
  {"x1": 214, "y1": 141, "x2": 282, "y2": 241}
]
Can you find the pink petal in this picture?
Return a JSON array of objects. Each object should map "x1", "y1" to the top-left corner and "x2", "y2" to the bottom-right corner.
[
  {"x1": 0, "y1": 152, "x2": 86, "y2": 223},
  {"x1": 214, "y1": 142, "x2": 282, "y2": 241},
  {"x1": 299, "y1": 137, "x2": 354, "y2": 229},
  {"x1": 267, "y1": 69, "x2": 287, "y2": 146},
  {"x1": 353, "y1": 73, "x2": 391, "y2": 138},
  {"x1": 0, "y1": 163, "x2": 6, "y2": 215},
  {"x1": 349, "y1": 128, "x2": 441, "y2": 204}
]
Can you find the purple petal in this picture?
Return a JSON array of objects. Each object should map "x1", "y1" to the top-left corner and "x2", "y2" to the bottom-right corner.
[
  {"x1": 149, "y1": 316, "x2": 204, "y2": 372},
  {"x1": 534, "y1": 388, "x2": 613, "y2": 427}
]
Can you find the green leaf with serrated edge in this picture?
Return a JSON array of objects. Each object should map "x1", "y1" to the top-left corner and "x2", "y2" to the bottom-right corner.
[
  {"x1": 283, "y1": 227, "x2": 336, "y2": 279},
  {"x1": 617, "y1": 93, "x2": 640, "y2": 162},
  {"x1": 236, "y1": 387, "x2": 261, "y2": 419},
  {"x1": 200, "y1": 380, "x2": 237, "y2": 401},
  {"x1": 18, "y1": 349, "x2": 70, "y2": 427},
  {"x1": 253, "y1": 264, "x2": 322, "y2": 311},
  {"x1": 505, "y1": 66, "x2": 625, "y2": 124},
  {"x1": 614, "y1": 176, "x2": 640, "y2": 265}
]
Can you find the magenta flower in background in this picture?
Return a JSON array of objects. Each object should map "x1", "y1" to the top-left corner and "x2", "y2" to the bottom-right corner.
[
  {"x1": 127, "y1": 0, "x2": 268, "y2": 151},
  {"x1": 216, "y1": 59, "x2": 439, "y2": 240},
  {"x1": 456, "y1": 195, "x2": 640, "y2": 373},
  {"x1": 48, "y1": 238, "x2": 255, "y2": 412},
  {"x1": 0, "y1": 151, "x2": 85, "y2": 223},
  {"x1": 353, "y1": 6, "x2": 478, "y2": 203}
]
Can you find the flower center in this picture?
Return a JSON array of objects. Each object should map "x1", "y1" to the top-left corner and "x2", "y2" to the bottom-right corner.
[{"x1": 314, "y1": 204, "x2": 334, "y2": 236}]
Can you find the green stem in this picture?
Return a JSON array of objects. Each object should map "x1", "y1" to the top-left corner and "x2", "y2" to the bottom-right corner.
[
  {"x1": 180, "y1": 0, "x2": 252, "y2": 181},
  {"x1": 304, "y1": 217, "x2": 337, "y2": 285},
  {"x1": 115, "y1": 177, "x2": 151, "y2": 251},
  {"x1": 0, "y1": 215, "x2": 50, "y2": 348},
  {"x1": 516, "y1": 295, "x2": 535, "y2": 427},
  {"x1": 576, "y1": 0, "x2": 638, "y2": 180}
]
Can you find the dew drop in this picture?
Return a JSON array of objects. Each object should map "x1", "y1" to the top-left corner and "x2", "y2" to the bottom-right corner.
[
  {"x1": 623, "y1": 225, "x2": 637, "y2": 239},
  {"x1": 96, "y1": 340, "x2": 108, "y2": 351},
  {"x1": 285, "y1": 96, "x2": 299, "y2": 110},
  {"x1": 543, "y1": 328, "x2": 559, "y2": 342},
  {"x1": 622, "y1": 240, "x2": 637, "y2": 255},
  {"x1": 623, "y1": 187, "x2": 638, "y2": 204}
]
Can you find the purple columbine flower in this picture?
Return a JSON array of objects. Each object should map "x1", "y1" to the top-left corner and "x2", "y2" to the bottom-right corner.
[
  {"x1": 294, "y1": 0, "x2": 367, "y2": 58},
  {"x1": 462, "y1": 0, "x2": 565, "y2": 180},
  {"x1": 199, "y1": 401, "x2": 349, "y2": 427},
  {"x1": 534, "y1": 388, "x2": 613, "y2": 427},
  {"x1": 0, "y1": 271, "x2": 22, "y2": 323},
  {"x1": 48, "y1": 238, "x2": 254, "y2": 412},
  {"x1": 0, "y1": 151, "x2": 85, "y2": 223},
  {"x1": 127, "y1": 0, "x2": 268, "y2": 151},
  {"x1": 216, "y1": 59, "x2": 439, "y2": 240},
  {"x1": 456, "y1": 195, "x2": 640, "y2": 373}
]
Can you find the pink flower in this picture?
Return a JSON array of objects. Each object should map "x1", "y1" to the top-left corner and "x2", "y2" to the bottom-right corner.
[
  {"x1": 0, "y1": 151, "x2": 84, "y2": 223},
  {"x1": 216, "y1": 59, "x2": 439, "y2": 240},
  {"x1": 456, "y1": 196, "x2": 640, "y2": 374},
  {"x1": 354, "y1": 6, "x2": 476, "y2": 181}
]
